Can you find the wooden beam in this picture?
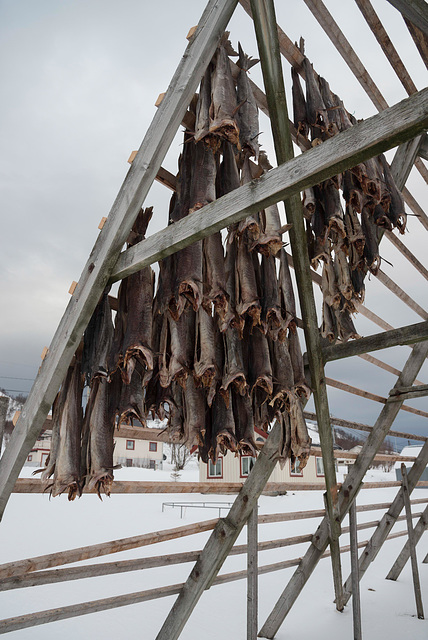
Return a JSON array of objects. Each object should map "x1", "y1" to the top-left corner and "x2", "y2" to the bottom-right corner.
[
  {"x1": 341, "y1": 437, "x2": 428, "y2": 607},
  {"x1": 0, "y1": 0, "x2": 239, "y2": 522},
  {"x1": 354, "y1": 0, "x2": 417, "y2": 96},
  {"x1": 406, "y1": 18, "x2": 428, "y2": 70},
  {"x1": 384, "y1": 230, "x2": 428, "y2": 282},
  {"x1": 113, "y1": 425, "x2": 176, "y2": 442},
  {"x1": 400, "y1": 464, "x2": 425, "y2": 619},
  {"x1": 0, "y1": 398, "x2": 8, "y2": 457},
  {"x1": 322, "y1": 321, "x2": 428, "y2": 363},
  {"x1": 304, "y1": 410, "x2": 428, "y2": 443},
  {"x1": 155, "y1": 421, "x2": 282, "y2": 640},
  {"x1": 375, "y1": 269, "x2": 428, "y2": 321},
  {"x1": 402, "y1": 185, "x2": 428, "y2": 232},
  {"x1": 247, "y1": 505, "x2": 258, "y2": 640},
  {"x1": 386, "y1": 503, "x2": 428, "y2": 580},
  {"x1": 111, "y1": 89, "x2": 428, "y2": 283},
  {"x1": 390, "y1": 135, "x2": 423, "y2": 187},
  {"x1": 349, "y1": 498, "x2": 362, "y2": 640},
  {"x1": 419, "y1": 133, "x2": 428, "y2": 161},
  {"x1": 258, "y1": 340, "x2": 428, "y2": 638},
  {"x1": 0, "y1": 529, "x2": 410, "y2": 636},
  {"x1": 325, "y1": 377, "x2": 428, "y2": 419},
  {"x1": 388, "y1": 384, "x2": 428, "y2": 401},
  {"x1": 250, "y1": 0, "x2": 343, "y2": 610},
  {"x1": 387, "y1": 0, "x2": 428, "y2": 37}
]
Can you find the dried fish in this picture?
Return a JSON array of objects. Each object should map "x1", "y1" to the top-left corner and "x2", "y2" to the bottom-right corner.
[
  {"x1": 209, "y1": 34, "x2": 239, "y2": 146},
  {"x1": 86, "y1": 377, "x2": 115, "y2": 498},
  {"x1": 248, "y1": 325, "x2": 273, "y2": 402},
  {"x1": 183, "y1": 374, "x2": 207, "y2": 449},
  {"x1": 333, "y1": 245, "x2": 353, "y2": 301},
  {"x1": 203, "y1": 230, "x2": 228, "y2": 320},
  {"x1": 361, "y1": 206, "x2": 381, "y2": 274},
  {"x1": 232, "y1": 388, "x2": 257, "y2": 456},
  {"x1": 168, "y1": 308, "x2": 195, "y2": 389},
  {"x1": 50, "y1": 353, "x2": 84, "y2": 499},
  {"x1": 211, "y1": 389, "x2": 237, "y2": 457},
  {"x1": 379, "y1": 154, "x2": 407, "y2": 233},
  {"x1": 194, "y1": 64, "x2": 212, "y2": 144},
  {"x1": 117, "y1": 362, "x2": 146, "y2": 428},
  {"x1": 236, "y1": 233, "x2": 261, "y2": 327},
  {"x1": 222, "y1": 326, "x2": 248, "y2": 398},
  {"x1": 194, "y1": 305, "x2": 216, "y2": 389},
  {"x1": 288, "y1": 327, "x2": 311, "y2": 400},
  {"x1": 304, "y1": 57, "x2": 327, "y2": 142},
  {"x1": 278, "y1": 248, "x2": 297, "y2": 332},
  {"x1": 321, "y1": 179, "x2": 346, "y2": 239},
  {"x1": 321, "y1": 258, "x2": 341, "y2": 309},
  {"x1": 292, "y1": 66, "x2": 309, "y2": 140},
  {"x1": 289, "y1": 395, "x2": 311, "y2": 470},
  {"x1": 82, "y1": 287, "x2": 114, "y2": 385},
  {"x1": 260, "y1": 253, "x2": 283, "y2": 339},
  {"x1": 236, "y1": 42, "x2": 260, "y2": 160},
  {"x1": 321, "y1": 300, "x2": 338, "y2": 343}
]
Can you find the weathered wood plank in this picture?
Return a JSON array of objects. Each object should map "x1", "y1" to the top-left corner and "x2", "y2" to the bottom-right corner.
[
  {"x1": 0, "y1": 529, "x2": 410, "y2": 635},
  {"x1": 400, "y1": 464, "x2": 424, "y2": 618},
  {"x1": 0, "y1": 398, "x2": 8, "y2": 456},
  {"x1": 386, "y1": 504, "x2": 428, "y2": 579},
  {"x1": 355, "y1": 0, "x2": 417, "y2": 96},
  {"x1": 384, "y1": 230, "x2": 428, "y2": 282},
  {"x1": 419, "y1": 133, "x2": 428, "y2": 160},
  {"x1": 341, "y1": 438, "x2": 428, "y2": 607},
  {"x1": 247, "y1": 505, "x2": 258, "y2": 640},
  {"x1": 390, "y1": 135, "x2": 423, "y2": 187},
  {"x1": 387, "y1": 0, "x2": 428, "y2": 37},
  {"x1": 375, "y1": 269, "x2": 428, "y2": 320},
  {"x1": 111, "y1": 89, "x2": 428, "y2": 282},
  {"x1": 0, "y1": 0, "x2": 239, "y2": 522},
  {"x1": 322, "y1": 321, "x2": 428, "y2": 363},
  {"x1": 349, "y1": 498, "x2": 362, "y2": 640},
  {"x1": 258, "y1": 341, "x2": 428, "y2": 638},
  {"x1": 389, "y1": 384, "x2": 428, "y2": 401}
]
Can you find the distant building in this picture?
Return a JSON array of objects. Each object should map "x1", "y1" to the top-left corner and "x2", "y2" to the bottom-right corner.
[
  {"x1": 24, "y1": 428, "x2": 164, "y2": 471},
  {"x1": 199, "y1": 422, "x2": 341, "y2": 486}
]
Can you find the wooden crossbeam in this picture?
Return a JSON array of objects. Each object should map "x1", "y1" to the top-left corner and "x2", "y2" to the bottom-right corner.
[
  {"x1": 258, "y1": 340, "x2": 428, "y2": 638},
  {"x1": 386, "y1": 503, "x2": 428, "y2": 580},
  {"x1": 322, "y1": 321, "x2": 428, "y2": 362},
  {"x1": 0, "y1": 0, "x2": 239, "y2": 522},
  {"x1": 111, "y1": 89, "x2": 428, "y2": 283},
  {"x1": 341, "y1": 446, "x2": 428, "y2": 607}
]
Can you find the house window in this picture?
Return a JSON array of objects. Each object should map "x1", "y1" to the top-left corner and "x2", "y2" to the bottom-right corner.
[
  {"x1": 126, "y1": 440, "x2": 135, "y2": 451},
  {"x1": 27, "y1": 454, "x2": 32, "y2": 462},
  {"x1": 149, "y1": 442, "x2": 157, "y2": 452},
  {"x1": 208, "y1": 457, "x2": 223, "y2": 478},
  {"x1": 41, "y1": 452, "x2": 49, "y2": 466},
  {"x1": 316, "y1": 457, "x2": 324, "y2": 476},
  {"x1": 290, "y1": 458, "x2": 303, "y2": 477},
  {"x1": 240, "y1": 456, "x2": 255, "y2": 477}
]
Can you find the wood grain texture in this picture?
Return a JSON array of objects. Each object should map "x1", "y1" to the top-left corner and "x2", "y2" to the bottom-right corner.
[
  {"x1": 386, "y1": 503, "x2": 428, "y2": 580},
  {"x1": 387, "y1": 0, "x2": 428, "y2": 37}
]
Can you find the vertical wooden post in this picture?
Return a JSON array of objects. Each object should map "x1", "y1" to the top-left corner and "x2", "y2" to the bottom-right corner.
[
  {"x1": 250, "y1": 0, "x2": 343, "y2": 609},
  {"x1": 0, "y1": 397, "x2": 9, "y2": 455},
  {"x1": 401, "y1": 463, "x2": 425, "y2": 619},
  {"x1": 386, "y1": 503, "x2": 428, "y2": 580},
  {"x1": 247, "y1": 503, "x2": 258, "y2": 640},
  {"x1": 349, "y1": 497, "x2": 362, "y2": 640}
]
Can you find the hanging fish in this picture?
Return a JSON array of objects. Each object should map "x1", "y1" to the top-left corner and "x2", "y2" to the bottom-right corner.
[
  {"x1": 183, "y1": 374, "x2": 207, "y2": 450},
  {"x1": 194, "y1": 64, "x2": 213, "y2": 144},
  {"x1": 194, "y1": 305, "x2": 217, "y2": 389},
  {"x1": 236, "y1": 42, "x2": 260, "y2": 160},
  {"x1": 292, "y1": 66, "x2": 309, "y2": 141},
  {"x1": 303, "y1": 57, "x2": 327, "y2": 142},
  {"x1": 209, "y1": 33, "x2": 239, "y2": 146},
  {"x1": 86, "y1": 377, "x2": 115, "y2": 498},
  {"x1": 82, "y1": 287, "x2": 114, "y2": 385},
  {"x1": 379, "y1": 154, "x2": 407, "y2": 233},
  {"x1": 232, "y1": 388, "x2": 257, "y2": 457}
]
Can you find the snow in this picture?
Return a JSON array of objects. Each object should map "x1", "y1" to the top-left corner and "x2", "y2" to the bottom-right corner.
[{"x1": 1, "y1": 463, "x2": 428, "y2": 639}]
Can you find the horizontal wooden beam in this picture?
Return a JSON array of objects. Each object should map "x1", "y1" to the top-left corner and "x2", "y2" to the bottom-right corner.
[
  {"x1": 388, "y1": 384, "x2": 428, "y2": 402},
  {"x1": 110, "y1": 89, "x2": 428, "y2": 282},
  {"x1": 12, "y1": 478, "x2": 428, "y2": 495},
  {"x1": 322, "y1": 321, "x2": 428, "y2": 363}
]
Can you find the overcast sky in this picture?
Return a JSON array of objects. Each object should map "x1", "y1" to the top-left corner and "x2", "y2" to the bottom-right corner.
[{"x1": 0, "y1": 0, "x2": 427, "y2": 438}]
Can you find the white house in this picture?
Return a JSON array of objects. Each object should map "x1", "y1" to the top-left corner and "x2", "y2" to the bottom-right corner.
[
  {"x1": 199, "y1": 422, "x2": 342, "y2": 486},
  {"x1": 25, "y1": 430, "x2": 52, "y2": 468},
  {"x1": 394, "y1": 445, "x2": 425, "y2": 481}
]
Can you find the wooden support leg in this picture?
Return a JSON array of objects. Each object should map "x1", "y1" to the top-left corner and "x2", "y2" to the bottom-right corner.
[
  {"x1": 349, "y1": 498, "x2": 362, "y2": 640},
  {"x1": 247, "y1": 504, "x2": 258, "y2": 640},
  {"x1": 258, "y1": 341, "x2": 428, "y2": 639},
  {"x1": 401, "y1": 464, "x2": 425, "y2": 619},
  {"x1": 155, "y1": 421, "x2": 282, "y2": 640},
  {"x1": 386, "y1": 504, "x2": 428, "y2": 580},
  {"x1": 342, "y1": 438, "x2": 428, "y2": 606},
  {"x1": 0, "y1": 398, "x2": 8, "y2": 456},
  {"x1": 250, "y1": 0, "x2": 343, "y2": 613}
]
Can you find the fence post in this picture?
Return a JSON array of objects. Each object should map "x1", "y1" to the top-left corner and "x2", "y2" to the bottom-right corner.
[
  {"x1": 247, "y1": 503, "x2": 258, "y2": 640},
  {"x1": 349, "y1": 496, "x2": 362, "y2": 639},
  {"x1": 401, "y1": 463, "x2": 424, "y2": 619}
]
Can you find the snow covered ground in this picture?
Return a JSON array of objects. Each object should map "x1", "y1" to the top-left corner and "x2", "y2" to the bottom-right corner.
[{"x1": 0, "y1": 461, "x2": 427, "y2": 639}]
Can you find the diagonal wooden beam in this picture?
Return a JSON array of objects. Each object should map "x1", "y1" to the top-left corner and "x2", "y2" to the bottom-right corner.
[
  {"x1": 258, "y1": 340, "x2": 428, "y2": 638},
  {"x1": 0, "y1": 0, "x2": 239, "y2": 522},
  {"x1": 386, "y1": 503, "x2": 428, "y2": 580},
  {"x1": 111, "y1": 88, "x2": 428, "y2": 282},
  {"x1": 341, "y1": 443, "x2": 428, "y2": 608},
  {"x1": 387, "y1": 0, "x2": 428, "y2": 37}
]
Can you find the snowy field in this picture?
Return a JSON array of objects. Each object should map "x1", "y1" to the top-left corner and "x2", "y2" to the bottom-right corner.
[{"x1": 0, "y1": 461, "x2": 427, "y2": 639}]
